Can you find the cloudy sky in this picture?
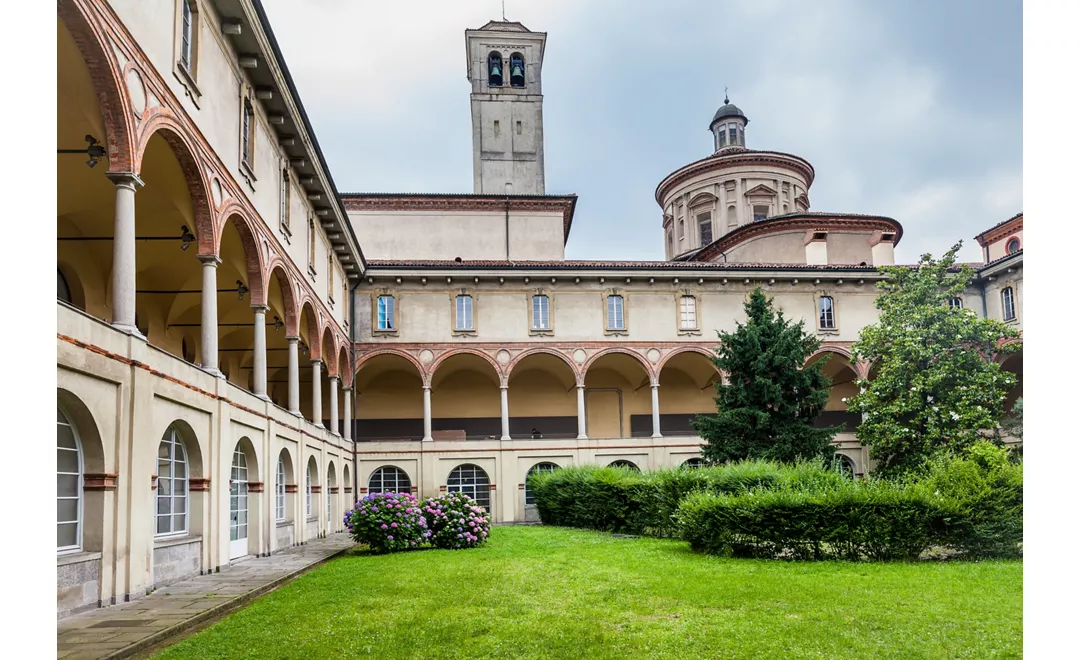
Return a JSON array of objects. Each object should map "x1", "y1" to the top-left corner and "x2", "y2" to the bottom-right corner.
[{"x1": 260, "y1": 0, "x2": 1021, "y2": 264}]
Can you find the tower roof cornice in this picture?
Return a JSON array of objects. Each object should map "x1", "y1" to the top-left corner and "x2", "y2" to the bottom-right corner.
[{"x1": 655, "y1": 149, "x2": 816, "y2": 206}]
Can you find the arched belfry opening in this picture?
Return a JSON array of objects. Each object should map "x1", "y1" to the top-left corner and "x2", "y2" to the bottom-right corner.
[
  {"x1": 488, "y1": 51, "x2": 503, "y2": 87},
  {"x1": 509, "y1": 52, "x2": 525, "y2": 87}
]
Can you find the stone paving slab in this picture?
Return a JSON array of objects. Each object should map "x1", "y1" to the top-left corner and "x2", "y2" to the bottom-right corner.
[{"x1": 56, "y1": 534, "x2": 356, "y2": 660}]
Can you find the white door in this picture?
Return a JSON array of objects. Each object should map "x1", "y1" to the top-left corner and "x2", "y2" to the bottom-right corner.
[{"x1": 229, "y1": 447, "x2": 248, "y2": 559}]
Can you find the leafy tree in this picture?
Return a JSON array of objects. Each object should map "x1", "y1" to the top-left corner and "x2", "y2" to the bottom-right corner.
[
  {"x1": 692, "y1": 287, "x2": 840, "y2": 464},
  {"x1": 847, "y1": 242, "x2": 1021, "y2": 478}
]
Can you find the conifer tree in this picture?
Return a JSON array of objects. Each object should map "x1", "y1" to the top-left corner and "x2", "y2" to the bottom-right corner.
[{"x1": 692, "y1": 287, "x2": 840, "y2": 464}]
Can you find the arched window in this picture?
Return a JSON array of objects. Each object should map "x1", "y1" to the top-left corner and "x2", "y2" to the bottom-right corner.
[
  {"x1": 275, "y1": 456, "x2": 286, "y2": 522},
  {"x1": 57, "y1": 269, "x2": 72, "y2": 304},
  {"x1": 57, "y1": 406, "x2": 82, "y2": 553},
  {"x1": 509, "y1": 52, "x2": 525, "y2": 87},
  {"x1": 608, "y1": 459, "x2": 639, "y2": 471},
  {"x1": 156, "y1": 426, "x2": 189, "y2": 537},
  {"x1": 524, "y1": 462, "x2": 559, "y2": 505},
  {"x1": 368, "y1": 466, "x2": 411, "y2": 494},
  {"x1": 819, "y1": 296, "x2": 835, "y2": 329},
  {"x1": 949, "y1": 297, "x2": 964, "y2": 310},
  {"x1": 1002, "y1": 286, "x2": 1016, "y2": 321},
  {"x1": 833, "y1": 454, "x2": 856, "y2": 478},
  {"x1": 682, "y1": 457, "x2": 705, "y2": 469},
  {"x1": 487, "y1": 52, "x2": 503, "y2": 87},
  {"x1": 447, "y1": 464, "x2": 491, "y2": 512},
  {"x1": 1006, "y1": 237, "x2": 1020, "y2": 254}
]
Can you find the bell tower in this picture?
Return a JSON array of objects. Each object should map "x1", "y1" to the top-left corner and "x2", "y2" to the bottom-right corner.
[{"x1": 465, "y1": 20, "x2": 546, "y2": 195}]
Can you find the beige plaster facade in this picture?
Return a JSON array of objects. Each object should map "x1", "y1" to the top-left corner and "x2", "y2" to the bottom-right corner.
[{"x1": 55, "y1": 3, "x2": 1021, "y2": 620}]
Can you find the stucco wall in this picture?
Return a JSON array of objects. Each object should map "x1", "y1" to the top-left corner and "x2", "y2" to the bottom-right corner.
[
  {"x1": 349, "y1": 210, "x2": 565, "y2": 261},
  {"x1": 986, "y1": 228, "x2": 1024, "y2": 262}
]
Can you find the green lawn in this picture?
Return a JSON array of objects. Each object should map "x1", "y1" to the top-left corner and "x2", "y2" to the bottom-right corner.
[{"x1": 154, "y1": 526, "x2": 1021, "y2": 659}]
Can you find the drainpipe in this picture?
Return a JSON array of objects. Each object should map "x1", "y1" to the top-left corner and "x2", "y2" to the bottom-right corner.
[
  {"x1": 504, "y1": 183, "x2": 512, "y2": 261},
  {"x1": 350, "y1": 277, "x2": 359, "y2": 502}
]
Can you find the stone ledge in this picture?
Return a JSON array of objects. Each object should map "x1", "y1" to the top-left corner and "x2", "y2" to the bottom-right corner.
[
  {"x1": 153, "y1": 535, "x2": 202, "y2": 550},
  {"x1": 57, "y1": 551, "x2": 102, "y2": 567}
]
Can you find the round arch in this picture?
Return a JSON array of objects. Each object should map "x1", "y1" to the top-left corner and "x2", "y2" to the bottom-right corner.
[
  {"x1": 429, "y1": 349, "x2": 504, "y2": 386},
  {"x1": 298, "y1": 300, "x2": 321, "y2": 359},
  {"x1": 355, "y1": 348, "x2": 424, "y2": 379},
  {"x1": 583, "y1": 349, "x2": 654, "y2": 440},
  {"x1": 266, "y1": 263, "x2": 300, "y2": 337},
  {"x1": 232, "y1": 436, "x2": 261, "y2": 481},
  {"x1": 354, "y1": 351, "x2": 425, "y2": 442},
  {"x1": 134, "y1": 120, "x2": 215, "y2": 256},
  {"x1": 507, "y1": 348, "x2": 580, "y2": 383},
  {"x1": 217, "y1": 211, "x2": 267, "y2": 306},
  {"x1": 507, "y1": 350, "x2": 579, "y2": 439},
  {"x1": 583, "y1": 348, "x2": 654, "y2": 384},
  {"x1": 321, "y1": 326, "x2": 337, "y2": 377},
  {"x1": 338, "y1": 346, "x2": 351, "y2": 387},
  {"x1": 56, "y1": 5, "x2": 136, "y2": 172}
]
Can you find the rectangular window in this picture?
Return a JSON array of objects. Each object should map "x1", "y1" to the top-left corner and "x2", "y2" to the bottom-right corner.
[
  {"x1": 327, "y1": 253, "x2": 334, "y2": 300},
  {"x1": 1002, "y1": 287, "x2": 1016, "y2": 321},
  {"x1": 308, "y1": 217, "x2": 316, "y2": 271},
  {"x1": 456, "y1": 295, "x2": 474, "y2": 331},
  {"x1": 280, "y1": 170, "x2": 290, "y2": 231},
  {"x1": 753, "y1": 205, "x2": 769, "y2": 222},
  {"x1": 180, "y1": 0, "x2": 194, "y2": 71},
  {"x1": 242, "y1": 99, "x2": 254, "y2": 168},
  {"x1": 728, "y1": 125, "x2": 737, "y2": 144},
  {"x1": 698, "y1": 213, "x2": 712, "y2": 245},
  {"x1": 819, "y1": 296, "x2": 835, "y2": 329},
  {"x1": 377, "y1": 296, "x2": 395, "y2": 331},
  {"x1": 680, "y1": 295, "x2": 697, "y2": 330},
  {"x1": 532, "y1": 295, "x2": 550, "y2": 330},
  {"x1": 275, "y1": 459, "x2": 286, "y2": 522},
  {"x1": 607, "y1": 295, "x2": 625, "y2": 331},
  {"x1": 949, "y1": 297, "x2": 963, "y2": 310}
]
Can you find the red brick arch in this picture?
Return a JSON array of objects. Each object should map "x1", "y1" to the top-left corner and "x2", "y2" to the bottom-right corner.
[
  {"x1": 298, "y1": 299, "x2": 321, "y2": 359},
  {"x1": 506, "y1": 347, "x2": 580, "y2": 384},
  {"x1": 135, "y1": 117, "x2": 216, "y2": 258},
  {"x1": 320, "y1": 325, "x2": 337, "y2": 376},
  {"x1": 58, "y1": 0, "x2": 137, "y2": 174},
  {"x1": 583, "y1": 347, "x2": 655, "y2": 385},
  {"x1": 429, "y1": 348, "x2": 504, "y2": 386},
  {"x1": 217, "y1": 209, "x2": 267, "y2": 306},
  {"x1": 265, "y1": 262, "x2": 300, "y2": 337},
  {"x1": 656, "y1": 346, "x2": 719, "y2": 375},
  {"x1": 354, "y1": 348, "x2": 425, "y2": 380}
]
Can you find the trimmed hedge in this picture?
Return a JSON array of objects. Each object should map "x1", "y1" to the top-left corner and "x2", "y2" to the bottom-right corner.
[
  {"x1": 529, "y1": 460, "x2": 849, "y2": 538},
  {"x1": 532, "y1": 443, "x2": 1022, "y2": 561}
]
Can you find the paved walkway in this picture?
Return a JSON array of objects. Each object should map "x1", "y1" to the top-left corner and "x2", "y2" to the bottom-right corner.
[{"x1": 57, "y1": 534, "x2": 357, "y2": 660}]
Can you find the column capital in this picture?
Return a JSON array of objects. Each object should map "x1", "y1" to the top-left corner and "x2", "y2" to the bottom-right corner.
[
  {"x1": 329, "y1": 375, "x2": 340, "y2": 383},
  {"x1": 105, "y1": 172, "x2": 144, "y2": 188},
  {"x1": 286, "y1": 335, "x2": 300, "y2": 343},
  {"x1": 197, "y1": 254, "x2": 222, "y2": 266},
  {"x1": 311, "y1": 358, "x2": 323, "y2": 366},
  {"x1": 251, "y1": 303, "x2": 270, "y2": 312},
  {"x1": 500, "y1": 384, "x2": 508, "y2": 391},
  {"x1": 342, "y1": 386, "x2": 352, "y2": 393},
  {"x1": 423, "y1": 385, "x2": 431, "y2": 392}
]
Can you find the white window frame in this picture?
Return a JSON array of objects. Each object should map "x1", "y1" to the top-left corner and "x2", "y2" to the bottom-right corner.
[
  {"x1": 180, "y1": 0, "x2": 194, "y2": 72},
  {"x1": 607, "y1": 295, "x2": 625, "y2": 331},
  {"x1": 306, "y1": 463, "x2": 316, "y2": 517},
  {"x1": 753, "y1": 205, "x2": 769, "y2": 222},
  {"x1": 698, "y1": 213, "x2": 713, "y2": 246},
  {"x1": 156, "y1": 427, "x2": 189, "y2": 538},
  {"x1": 368, "y1": 466, "x2": 411, "y2": 495},
  {"x1": 532, "y1": 294, "x2": 551, "y2": 331},
  {"x1": 1006, "y1": 237, "x2": 1020, "y2": 254},
  {"x1": 679, "y1": 295, "x2": 698, "y2": 330},
  {"x1": 446, "y1": 464, "x2": 491, "y2": 513},
  {"x1": 455, "y1": 295, "x2": 474, "y2": 331},
  {"x1": 241, "y1": 98, "x2": 255, "y2": 170},
  {"x1": 57, "y1": 406, "x2": 83, "y2": 554},
  {"x1": 1002, "y1": 286, "x2": 1016, "y2": 321},
  {"x1": 275, "y1": 456, "x2": 286, "y2": 522},
  {"x1": 819, "y1": 296, "x2": 836, "y2": 330},
  {"x1": 279, "y1": 169, "x2": 291, "y2": 236},
  {"x1": 377, "y1": 295, "x2": 396, "y2": 331},
  {"x1": 949, "y1": 297, "x2": 964, "y2": 310}
]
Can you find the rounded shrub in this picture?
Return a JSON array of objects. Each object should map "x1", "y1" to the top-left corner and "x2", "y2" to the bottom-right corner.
[
  {"x1": 421, "y1": 492, "x2": 492, "y2": 549},
  {"x1": 345, "y1": 491, "x2": 430, "y2": 553}
]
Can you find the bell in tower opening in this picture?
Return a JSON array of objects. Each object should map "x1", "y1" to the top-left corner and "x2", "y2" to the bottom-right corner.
[
  {"x1": 509, "y1": 52, "x2": 525, "y2": 87},
  {"x1": 488, "y1": 52, "x2": 503, "y2": 87}
]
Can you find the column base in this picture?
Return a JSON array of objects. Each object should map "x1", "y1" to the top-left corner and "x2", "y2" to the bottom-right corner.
[
  {"x1": 500, "y1": 435, "x2": 511, "y2": 441},
  {"x1": 201, "y1": 366, "x2": 224, "y2": 378},
  {"x1": 422, "y1": 436, "x2": 433, "y2": 442},
  {"x1": 651, "y1": 433, "x2": 663, "y2": 439},
  {"x1": 330, "y1": 431, "x2": 341, "y2": 438},
  {"x1": 289, "y1": 409, "x2": 303, "y2": 417},
  {"x1": 256, "y1": 394, "x2": 272, "y2": 402},
  {"x1": 576, "y1": 434, "x2": 588, "y2": 440},
  {"x1": 112, "y1": 323, "x2": 145, "y2": 339}
]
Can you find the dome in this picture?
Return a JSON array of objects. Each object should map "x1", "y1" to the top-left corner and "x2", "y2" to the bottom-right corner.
[{"x1": 709, "y1": 96, "x2": 747, "y2": 128}]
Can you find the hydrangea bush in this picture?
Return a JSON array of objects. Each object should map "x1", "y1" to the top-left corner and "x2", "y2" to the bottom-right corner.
[
  {"x1": 344, "y1": 492, "x2": 430, "y2": 554},
  {"x1": 421, "y1": 492, "x2": 492, "y2": 549}
]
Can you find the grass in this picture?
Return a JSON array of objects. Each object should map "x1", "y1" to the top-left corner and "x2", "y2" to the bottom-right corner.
[{"x1": 154, "y1": 526, "x2": 1021, "y2": 659}]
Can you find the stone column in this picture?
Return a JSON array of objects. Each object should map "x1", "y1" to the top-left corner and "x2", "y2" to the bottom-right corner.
[
  {"x1": 342, "y1": 387, "x2": 352, "y2": 441},
  {"x1": 329, "y1": 376, "x2": 340, "y2": 436},
  {"x1": 197, "y1": 255, "x2": 221, "y2": 375},
  {"x1": 286, "y1": 337, "x2": 301, "y2": 415},
  {"x1": 252, "y1": 305, "x2": 269, "y2": 399},
  {"x1": 651, "y1": 384, "x2": 662, "y2": 439},
  {"x1": 311, "y1": 360, "x2": 323, "y2": 428},
  {"x1": 422, "y1": 386, "x2": 433, "y2": 441},
  {"x1": 576, "y1": 385, "x2": 588, "y2": 439},
  {"x1": 105, "y1": 173, "x2": 143, "y2": 334},
  {"x1": 500, "y1": 385, "x2": 510, "y2": 440}
]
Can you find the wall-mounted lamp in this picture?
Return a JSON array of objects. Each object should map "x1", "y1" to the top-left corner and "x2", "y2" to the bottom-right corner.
[
  {"x1": 236, "y1": 280, "x2": 249, "y2": 300},
  {"x1": 273, "y1": 315, "x2": 283, "y2": 332},
  {"x1": 58, "y1": 134, "x2": 107, "y2": 168},
  {"x1": 180, "y1": 226, "x2": 196, "y2": 251}
]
